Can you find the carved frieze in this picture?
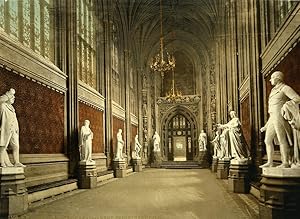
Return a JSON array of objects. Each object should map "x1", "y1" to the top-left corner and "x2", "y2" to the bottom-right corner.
[{"x1": 157, "y1": 95, "x2": 201, "y2": 119}]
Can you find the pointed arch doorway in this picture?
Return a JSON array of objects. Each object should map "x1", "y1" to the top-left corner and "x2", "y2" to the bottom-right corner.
[{"x1": 161, "y1": 107, "x2": 198, "y2": 161}]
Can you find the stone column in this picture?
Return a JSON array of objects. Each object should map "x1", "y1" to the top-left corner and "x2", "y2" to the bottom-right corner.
[
  {"x1": 78, "y1": 161, "x2": 97, "y2": 189},
  {"x1": 211, "y1": 157, "x2": 218, "y2": 172},
  {"x1": 228, "y1": 159, "x2": 250, "y2": 193},
  {"x1": 259, "y1": 168, "x2": 300, "y2": 219},
  {"x1": 216, "y1": 158, "x2": 230, "y2": 179},
  {"x1": 132, "y1": 158, "x2": 142, "y2": 172},
  {"x1": 0, "y1": 167, "x2": 28, "y2": 217},
  {"x1": 113, "y1": 160, "x2": 127, "y2": 178}
]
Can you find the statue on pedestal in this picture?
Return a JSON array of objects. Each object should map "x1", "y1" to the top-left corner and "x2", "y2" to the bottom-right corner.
[
  {"x1": 153, "y1": 131, "x2": 161, "y2": 152},
  {"x1": 260, "y1": 71, "x2": 300, "y2": 168},
  {"x1": 115, "y1": 129, "x2": 125, "y2": 161},
  {"x1": 0, "y1": 88, "x2": 25, "y2": 168},
  {"x1": 198, "y1": 130, "x2": 207, "y2": 151},
  {"x1": 79, "y1": 120, "x2": 94, "y2": 163},
  {"x1": 134, "y1": 135, "x2": 142, "y2": 159},
  {"x1": 218, "y1": 111, "x2": 250, "y2": 161}
]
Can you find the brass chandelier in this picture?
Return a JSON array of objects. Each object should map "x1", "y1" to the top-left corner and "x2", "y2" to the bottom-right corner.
[
  {"x1": 150, "y1": 0, "x2": 175, "y2": 73},
  {"x1": 165, "y1": 67, "x2": 182, "y2": 100}
]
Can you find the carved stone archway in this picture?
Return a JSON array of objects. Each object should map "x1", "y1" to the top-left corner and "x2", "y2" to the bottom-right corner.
[{"x1": 160, "y1": 105, "x2": 199, "y2": 161}]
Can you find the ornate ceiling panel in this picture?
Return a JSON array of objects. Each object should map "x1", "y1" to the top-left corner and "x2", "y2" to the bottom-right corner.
[{"x1": 113, "y1": 0, "x2": 219, "y2": 68}]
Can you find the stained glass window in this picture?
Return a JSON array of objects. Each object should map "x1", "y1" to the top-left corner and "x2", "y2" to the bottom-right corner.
[
  {"x1": 22, "y1": 0, "x2": 31, "y2": 47},
  {"x1": 0, "y1": 0, "x2": 4, "y2": 29},
  {"x1": 275, "y1": 0, "x2": 297, "y2": 31},
  {"x1": 34, "y1": 0, "x2": 41, "y2": 53},
  {"x1": 0, "y1": 0, "x2": 54, "y2": 61},
  {"x1": 77, "y1": 0, "x2": 97, "y2": 89},
  {"x1": 8, "y1": 0, "x2": 18, "y2": 39}
]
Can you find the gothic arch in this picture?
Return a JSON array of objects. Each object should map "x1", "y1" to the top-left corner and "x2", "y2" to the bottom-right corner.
[{"x1": 160, "y1": 106, "x2": 199, "y2": 161}]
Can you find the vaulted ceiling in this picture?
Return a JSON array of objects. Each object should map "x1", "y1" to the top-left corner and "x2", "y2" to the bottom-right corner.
[{"x1": 113, "y1": 0, "x2": 220, "y2": 69}]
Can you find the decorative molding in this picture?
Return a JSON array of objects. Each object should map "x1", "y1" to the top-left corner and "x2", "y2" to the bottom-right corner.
[
  {"x1": 261, "y1": 4, "x2": 300, "y2": 76},
  {"x1": 112, "y1": 101, "x2": 125, "y2": 121},
  {"x1": 19, "y1": 154, "x2": 69, "y2": 164},
  {"x1": 157, "y1": 95, "x2": 201, "y2": 105},
  {"x1": 0, "y1": 31, "x2": 67, "y2": 92},
  {"x1": 239, "y1": 76, "x2": 250, "y2": 102},
  {"x1": 157, "y1": 95, "x2": 201, "y2": 121},
  {"x1": 78, "y1": 81, "x2": 105, "y2": 111},
  {"x1": 131, "y1": 113, "x2": 138, "y2": 126}
]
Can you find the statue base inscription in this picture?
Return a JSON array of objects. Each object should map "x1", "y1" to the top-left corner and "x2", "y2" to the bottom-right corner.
[
  {"x1": 0, "y1": 167, "x2": 28, "y2": 217},
  {"x1": 113, "y1": 160, "x2": 127, "y2": 178},
  {"x1": 132, "y1": 158, "x2": 142, "y2": 172},
  {"x1": 259, "y1": 167, "x2": 300, "y2": 219},
  {"x1": 228, "y1": 159, "x2": 250, "y2": 193},
  {"x1": 78, "y1": 161, "x2": 97, "y2": 189}
]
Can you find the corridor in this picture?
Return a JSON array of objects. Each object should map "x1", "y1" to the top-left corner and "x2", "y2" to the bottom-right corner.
[{"x1": 19, "y1": 169, "x2": 258, "y2": 219}]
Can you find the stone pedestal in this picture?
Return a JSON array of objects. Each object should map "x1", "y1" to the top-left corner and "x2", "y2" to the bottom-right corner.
[
  {"x1": 197, "y1": 150, "x2": 209, "y2": 168},
  {"x1": 211, "y1": 157, "x2": 218, "y2": 172},
  {"x1": 78, "y1": 161, "x2": 97, "y2": 189},
  {"x1": 259, "y1": 168, "x2": 300, "y2": 219},
  {"x1": 216, "y1": 158, "x2": 230, "y2": 179},
  {"x1": 0, "y1": 167, "x2": 28, "y2": 217},
  {"x1": 228, "y1": 159, "x2": 250, "y2": 193},
  {"x1": 113, "y1": 160, "x2": 127, "y2": 178},
  {"x1": 151, "y1": 151, "x2": 162, "y2": 168},
  {"x1": 132, "y1": 158, "x2": 142, "y2": 172}
]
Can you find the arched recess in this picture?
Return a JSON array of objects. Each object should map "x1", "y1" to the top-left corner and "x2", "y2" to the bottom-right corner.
[{"x1": 161, "y1": 106, "x2": 198, "y2": 161}]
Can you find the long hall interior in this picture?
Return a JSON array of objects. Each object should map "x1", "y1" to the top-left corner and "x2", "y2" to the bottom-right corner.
[{"x1": 0, "y1": 0, "x2": 300, "y2": 218}]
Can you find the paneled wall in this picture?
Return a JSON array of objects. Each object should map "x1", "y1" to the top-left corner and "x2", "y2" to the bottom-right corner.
[
  {"x1": 112, "y1": 116, "x2": 125, "y2": 159},
  {"x1": 131, "y1": 125, "x2": 138, "y2": 151},
  {"x1": 264, "y1": 43, "x2": 300, "y2": 113},
  {"x1": 0, "y1": 67, "x2": 65, "y2": 154},
  {"x1": 274, "y1": 43, "x2": 300, "y2": 94},
  {"x1": 240, "y1": 96, "x2": 251, "y2": 146},
  {"x1": 79, "y1": 102, "x2": 104, "y2": 153}
]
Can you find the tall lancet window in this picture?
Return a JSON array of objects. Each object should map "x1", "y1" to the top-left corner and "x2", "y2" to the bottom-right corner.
[
  {"x1": 0, "y1": 0, "x2": 54, "y2": 61},
  {"x1": 77, "y1": 0, "x2": 97, "y2": 89},
  {"x1": 111, "y1": 23, "x2": 121, "y2": 104}
]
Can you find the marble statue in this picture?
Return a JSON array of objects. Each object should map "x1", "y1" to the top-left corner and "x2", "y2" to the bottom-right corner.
[
  {"x1": 218, "y1": 111, "x2": 250, "y2": 161},
  {"x1": 282, "y1": 100, "x2": 300, "y2": 168},
  {"x1": 115, "y1": 129, "x2": 125, "y2": 160},
  {"x1": 198, "y1": 130, "x2": 207, "y2": 151},
  {"x1": 134, "y1": 135, "x2": 142, "y2": 159},
  {"x1": 153, "y1": 131, "x2": 161, "y2": 152},
  {"x1": 211, "y1": 129, "x2": 222, "y2": 158},
  {"x1": 0, "y1": 88, "x2": 25, "y2": 168},
  {"x1": 219, "y1": 127, "x2": 230, "y2": 159},
  {"x1": 79, "y1": 120, "x2": 93, "y2": 162},
  {"x1": 260, "y1": 71, "x2": 300, "y2": 168}
]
